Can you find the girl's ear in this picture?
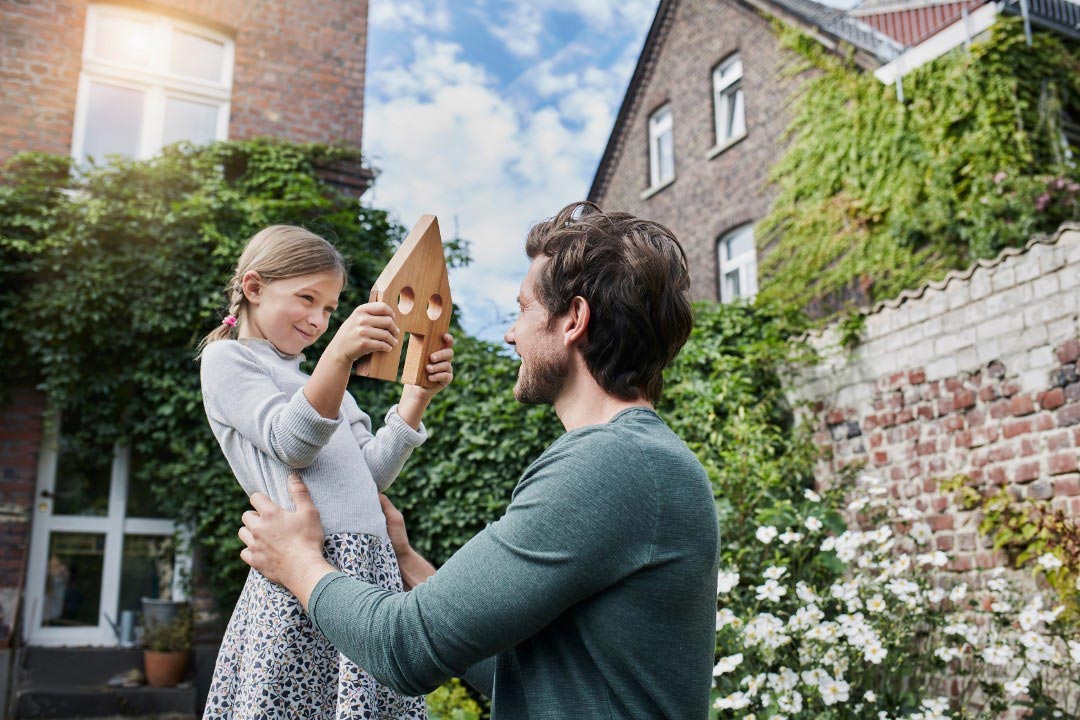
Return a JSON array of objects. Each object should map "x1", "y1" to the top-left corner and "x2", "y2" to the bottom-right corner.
[{"x1": 241, "y1": 271, "x2": 263, "y2": 305}]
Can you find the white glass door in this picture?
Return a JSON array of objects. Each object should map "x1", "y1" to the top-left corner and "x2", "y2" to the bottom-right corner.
[{"x1": 24, "y1": 415, "x2": 182, "y2": 646}]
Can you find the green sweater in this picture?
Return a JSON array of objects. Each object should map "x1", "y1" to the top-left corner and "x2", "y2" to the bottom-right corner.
[{"x1": 310, "y1": 407, "x2": 720, "y2": 719}]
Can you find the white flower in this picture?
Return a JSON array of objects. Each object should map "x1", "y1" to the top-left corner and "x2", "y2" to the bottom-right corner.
[
  {"x1": 767, "y1": 667, "x2": 799, "y2": 693},
  {"x1": 756, "y1": 526, "x2": 778, "y2": 544},
  {"x1": 866, "y1": 594, "x2": 887, "y2": 613},
  {"x1": 718, "y1": 570, "x2": 741, "y2": 594},
  {"x1": 820, "y1": 536, "x2": 836, "y2": 552},
  {"x1": 788, "y1": 604, "x2": 824, "y2": 632},
  {"x1": 756, "y1": 579, "x2": 787, "y2": 602},
  {"x1": 779, "y1": 531, "x2": 804, "y2": 545},
  {"x1": 916, "y1": 551, "x2": 949, "y2": 568},
  {"x1": 1037, "y1": 553, "x2": 1064, "y2": 571},
  {"x1": 991, "y1": 601, "x2": 1012, "y2": 614},
  {"x1": 864, "y1": 690, "x2": 877, "y2": 703},
  {"x1": 713, "y1": 691, "x2": 751, "y2": 710},
  {"x1": 804, "y1": 489, "x2": 821, "y2": 502},
  {"x1": 909, "y1": 522, "x2": 932, "y2": 545},
  {"x1": 988, "y1": 578, "x2": 1009, "y2": 592},
  {"x1": 1068, "y1": 640, "x2": 1080, "y2": 664},
  {"x1": 819, "y1": 678, "x2": 850, "y2": 705},
  {"x1": 982, "y1": 644, "x2": 1014, "y2": 666},
  {"x1": 926, "y1": 588, "x2": 946, "y2": 604},
  {"x1": 935, "y1": 647, "x2": 962, "y2": 662},
  {"x1": 804, "y1": 516, "x2": 823, "y2": 532},
  {"x1": 717, "y1": 608, "x2": 738, "y2": 630},
  {"x1": 777, "y1": 691, "x2": 803, "y2": 713},
  {"x1": 742, "y1": 672, "x2": 767, "y2": 696},
  {"x1": 897, "y1": 506, "x2": 920, "y2": 521},
  {"x1": 764, "y1": 566, "x2": 788, "y2": 580},
  {"x1": 800, "y1": 668, "x2": 829, "y2": 687},
  {"x1": 848, "y1": 497, "x2": 869, "y2": 512},
  {"x1": 1004, "y1": 676, "x2": 1030, "y2": 697},
  {"x1": 921, "y1": 697, "x2": 950, "y2": 716},
  {"x1": 864, "y1": 644, "x2": 887, "y2": 664},
  {"x1": 713, "y1": 653, "x2": 743, "y2": 676},
  {"x1": 948, "y1": 583, "x2": 967, "y2": 603},
  {"x1": 796, "y1": 582, "x2": 818, "y2": 603}
]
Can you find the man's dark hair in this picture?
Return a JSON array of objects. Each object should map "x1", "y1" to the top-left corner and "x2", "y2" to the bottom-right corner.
[{"x1": 524, "y1": 201, "x2": 694, "y2": 404}]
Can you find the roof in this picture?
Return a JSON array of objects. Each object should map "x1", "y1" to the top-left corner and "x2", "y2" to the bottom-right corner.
[{"x1": 587, "y1": 0, "x2": 903, "y2": 203}]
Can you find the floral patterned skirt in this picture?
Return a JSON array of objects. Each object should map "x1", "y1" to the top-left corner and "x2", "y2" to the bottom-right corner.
[{"x1": 202, "y1": 533, "x2": 427, "y2": 720}]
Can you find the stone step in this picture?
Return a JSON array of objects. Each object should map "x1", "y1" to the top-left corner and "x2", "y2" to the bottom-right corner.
[{"x1": 13, "y1": 683, "x2": 197, "y2": 719}]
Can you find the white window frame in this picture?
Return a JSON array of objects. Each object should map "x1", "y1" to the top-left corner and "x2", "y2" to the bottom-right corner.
[
  {"x1": 24, "y1": 413, "x2": 189, "y2": 647},
  {"x1": 713, "y1": 53, "x2": 746, "y2": 148},
  {"x1": 71, "y1": 3, "x2": 234, "y2": 165},
  {"x1": 717, "y1": 224, "x2": 758, "y2": 303},
  {"x1": 647, "y1": 104, "x2": 675, "y2": 189}
]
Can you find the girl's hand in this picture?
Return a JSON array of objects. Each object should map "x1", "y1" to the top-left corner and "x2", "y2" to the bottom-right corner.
[
  {"x1": 422, "y1": 333, "x2": 455, "y2": 395},
  {"x1": 396, "y1": 334, "x2": 455, "y2": 429},
  {"x1": 328, "y1": 302, "x2": 400, "y2": 363}
]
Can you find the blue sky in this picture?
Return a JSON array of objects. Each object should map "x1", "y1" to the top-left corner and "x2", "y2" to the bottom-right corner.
[
  {"x1": 360, "y1": 0, "x2": 855, "y2": 343},
  {"x1": 362, "y1": 0, "x2": 660, "y2": 343}
]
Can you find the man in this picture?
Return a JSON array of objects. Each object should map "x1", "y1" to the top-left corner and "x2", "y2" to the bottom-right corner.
[{"x1": 238, "y1": 202, "x2": 720, "y2": 718}]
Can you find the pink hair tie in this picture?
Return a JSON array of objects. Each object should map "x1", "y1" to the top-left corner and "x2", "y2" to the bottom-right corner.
[{"x1": 222, "y1": 315, "x2": 238, "y2": 328}]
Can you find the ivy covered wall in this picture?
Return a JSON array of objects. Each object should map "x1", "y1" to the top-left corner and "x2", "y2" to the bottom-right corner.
[{"x1": 758, "y1": 17, "x2": 1080, "y2": 316}]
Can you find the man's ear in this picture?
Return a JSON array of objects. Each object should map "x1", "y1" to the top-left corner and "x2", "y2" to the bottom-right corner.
[
  {"x1": 562, "y1": 296, "x2": 590, "y2": 348},
  {"x1": 241, "y1": 271, "x2": 263, "y2": 305}
]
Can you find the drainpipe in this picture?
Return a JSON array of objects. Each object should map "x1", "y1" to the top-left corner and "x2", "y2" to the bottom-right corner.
[{"x1": 1019, "y1": 0, "x2": 1033, "y2": 45}]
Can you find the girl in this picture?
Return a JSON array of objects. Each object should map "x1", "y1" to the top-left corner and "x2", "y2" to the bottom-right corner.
[{"x1": 197, "y1": 225, "x2": 453, "y2": 719}]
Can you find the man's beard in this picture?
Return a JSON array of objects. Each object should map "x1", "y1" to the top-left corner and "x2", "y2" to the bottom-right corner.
[{"x1": 513, "y1": 350, "x2": 569, "y2": 406}]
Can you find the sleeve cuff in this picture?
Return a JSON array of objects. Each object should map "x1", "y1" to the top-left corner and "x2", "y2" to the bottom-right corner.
[
  {"x1": 308, "y1": 570, "x2": 349, "y2": 634},
  {"x1": 384, "y1": 404, "x2": 428, "y2": 447},
  {"x1": 286, "y1": 388, "x2": 344, "y2": 446}
]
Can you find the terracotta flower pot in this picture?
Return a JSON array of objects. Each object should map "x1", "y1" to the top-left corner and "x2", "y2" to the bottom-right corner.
[{"x1": 143, "y1": 649, "x2": 189, "y2": 688}]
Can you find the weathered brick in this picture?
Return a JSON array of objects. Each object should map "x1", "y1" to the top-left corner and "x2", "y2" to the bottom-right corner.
[
  {"x1": 1056, "y1": 403, "x2": 1080, "y2": 427},
  {"x1": 1003, "y1": 419, "x2": 1033, "y2": 438},
  {"x1": 953, "y1": 389, "x2": 976, "y2": 411},
  {"x1": 1054, "y1": 475, "x2": 1080, "y2": 497},
  {"x1": 1048, "y1": 452, "x2": 1078, "y2": 475},
  {"x1": 1038, "y1": 387, "x2": 1065, "y2": 410},
  {"x1": 1028, "y1": 480, "x2": 1054, "y2": 500},
  {"x1": 1013, "y1": 461, "x2": 1041, "y2": 483},
  {"x1": 1057, "y1": 339, "x2": 1080, "y2": 364},
  {"x1": 1009, "y1": 395, "x2": 1035, "y2": 416}
]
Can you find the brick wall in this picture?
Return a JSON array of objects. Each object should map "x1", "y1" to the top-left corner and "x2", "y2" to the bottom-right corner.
[
  {"x1": 590, "y1": 0, "x2": 814, "y2": 303},
  {"x1": 0, "y1": 388, "x2": 46, "y2": 648},
  {"x1": 0, "y1": 0, "x2": 369, "y2": 162},
  {"x1": 789, "y1": 224, "x2": 1080, "y2": 569}
]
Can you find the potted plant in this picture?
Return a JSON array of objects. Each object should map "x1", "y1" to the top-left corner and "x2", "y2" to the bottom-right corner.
[{"x1": 141, "y1": 603, "x2": 192, "y2": 688}]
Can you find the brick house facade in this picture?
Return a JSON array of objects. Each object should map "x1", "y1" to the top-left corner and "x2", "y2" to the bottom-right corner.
[
  {"x1": 0, "y1": 1, "x2": 369, "y2": 708},
  {"x1": 587, "y1": 0, "x2": 903, "y2": 304}
]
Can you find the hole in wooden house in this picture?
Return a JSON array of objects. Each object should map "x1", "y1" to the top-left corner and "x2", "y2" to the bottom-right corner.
[
  {"x1": 426, "y1": 293, "x2": 443, "y2": 321},
  {"x1": 397, "y1": 286, "x2": 415, "y2": 315}
]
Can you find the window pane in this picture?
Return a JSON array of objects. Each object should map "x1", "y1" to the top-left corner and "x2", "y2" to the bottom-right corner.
[
  {"x1": 730, "y1": 87, "x2": 746, "y2": 138},
  {"x1": 715, "y1": 55, "x2": 743, "y2": 88},
  {"x1": 650, "y1": 106, "x2": 671, "y2": 131},
  {"x1": 82, "y1": 82, "x2": 144, "y2": 162},
  {"x1": 657, "y1": 128, "x2": 674, "y2": 184},
  {"x1": 724, "y1": 226, "x2": 755, "y2": 261},
  {"x1": 91, "y1": 14, "x2": 153, "y2": 67},
  {"x1": 43, "y1": 532, "x2": 105, "y2": 627},
  {"x1": 162, "y1": 97, "x2": 219, "y2": 146},
  {"x1": 724, "y1": 269, "x2": 741, "y2": 300},
  {"x1": 54, "y1": 414, "x2": 112, "y2": 517},
  {"x1": 169, "y1": 30, "x2": 226, "y2": 83},
  {"x1": 118, "y1": 535, "x2": 175, "y2": 613}
]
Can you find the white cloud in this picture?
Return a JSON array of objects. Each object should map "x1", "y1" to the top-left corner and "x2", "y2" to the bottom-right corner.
[
  {"x1": 364, "y1": 35, "x2": 632, "y2": 341},
  {"x1": 486, "y1": 4, "x2": 546, "y2": 59},
  {"x1": 369, "y1": 0, "x2": 452, "y2": 33}
]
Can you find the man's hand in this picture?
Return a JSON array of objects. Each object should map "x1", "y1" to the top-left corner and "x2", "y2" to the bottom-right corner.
[
  {"x1": 379, "y1": 493, "x2": 436, "y2": 590},
  {"x1": 239, "y1": 473, "x2": 335, "y2": 609}
]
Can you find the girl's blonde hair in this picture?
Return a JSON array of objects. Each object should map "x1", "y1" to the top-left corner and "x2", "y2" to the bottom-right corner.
[{"x1": 197, "y1": 225, "x2": 348, "y2": 357}]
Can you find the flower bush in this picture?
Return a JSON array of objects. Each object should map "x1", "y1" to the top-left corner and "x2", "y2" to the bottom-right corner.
[{"x1": 712, "y1": 474, "x2": 1080, "y2": 719}]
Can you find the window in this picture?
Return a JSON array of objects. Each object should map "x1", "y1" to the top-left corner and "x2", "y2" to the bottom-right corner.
[
  {"x1": 713, "y1": 54, "x2": 745, "y2": 146},
  {"x1": 72, "y1": 4, "x2": 234, "y2": 165},
  {"x1": 717, "y1": 224, "x2": 757, "y2": 303},
  {"x1": 648, "y1": 105, "x2": 675, "y2": 188}
]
